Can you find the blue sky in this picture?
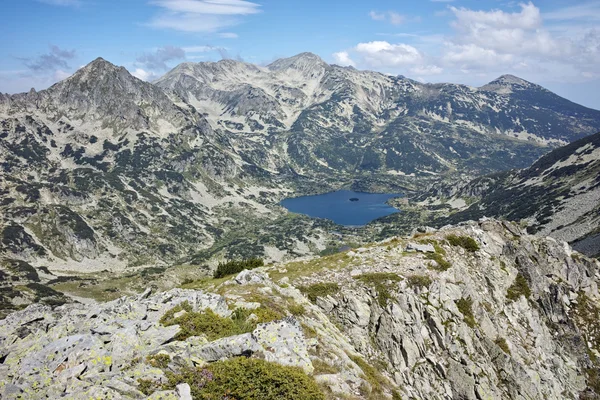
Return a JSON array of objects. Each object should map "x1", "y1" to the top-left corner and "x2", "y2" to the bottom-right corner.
[{"x1": 1, "y1": 0, "x2": 599, "y2": 109}]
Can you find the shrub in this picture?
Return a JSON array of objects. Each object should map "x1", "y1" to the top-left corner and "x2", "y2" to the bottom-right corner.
[
  {"x1": 456, "y1": 297, "x2": 476, "y2": 328},
  {"x1": 355, "y1": 273, "x2": 403, "y2": 308},
  {"x1": 407, "y1": 275, "x2": 432, "y2": 289},
  {"x1": 137, "y1": 378, "x2": 160, "y2": 396},
  {"x1": 312, "y1": 359, "x2": 338, "y2": 375},
  {"x1": 147, "y1": 353, "x2": 171, "y2": 369},
  {"x1": 506, "y1": 273, "x2": 531, "y2": 301},
  {"x1": 298, "y1": 283, "x2": 339, "y2": 302},
  {"x1": 214, "y1": 258, "x2": 264, "y2": 279},
  {"x1": 160, "y1": 302, "x2": 282, "y2": 341},
  {"x1": 349, "y1": 355, "x2": 387, "y2": 396},
  {"x1": 165, "y1": 357, "x2": 326, "y2": 400},
  {"x1": 288, "y1": 303, "x2": 306, "y2": 316},
  {"x1": 495, "y1": 337, "x2": 511, "y2": 355},
  {"x1": 446, "y1": 235, "x2": 480, "y2": 252},
  {"x1": 426, "y1": 252, "x2": 451, "y2": 271}
]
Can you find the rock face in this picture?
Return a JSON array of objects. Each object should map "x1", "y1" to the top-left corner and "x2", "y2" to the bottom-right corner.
[{"x1": 1, "y1": 219, "x2": 599, "y2": 399}]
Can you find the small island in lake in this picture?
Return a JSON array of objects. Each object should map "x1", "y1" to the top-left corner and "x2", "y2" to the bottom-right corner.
[{"x1": 349, "y1": 198, "x2": 359, "y2": 202}]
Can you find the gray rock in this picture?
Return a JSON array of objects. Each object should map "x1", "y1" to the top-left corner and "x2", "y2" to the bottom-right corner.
[
  {"x1": 176, "y1": 383, "x2": 192, "y2": 400},
  {"x1": 192, "y1": 333, "x2": 261, "y2": 362},
  {"x1": 234, "y1": 269, "x2": 269, "y2": 285},
  {"x1": 406, "y1": 243, "x2": 435, "y2": 253},
  {"x1": 253, "y1": 317, "x2": 313, "y2": 373}
]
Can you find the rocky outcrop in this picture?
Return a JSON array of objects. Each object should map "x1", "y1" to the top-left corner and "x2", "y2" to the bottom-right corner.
[{"x1": 1, "y1": 220, "x2": 599, "y2": 399}]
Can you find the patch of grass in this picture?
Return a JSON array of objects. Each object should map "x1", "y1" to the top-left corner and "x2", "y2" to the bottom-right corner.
[
  {"x1": 214, "y1": 258, "x2": 264, "y2": 279},
  {"x1": 164, "y1": 357, "x2": 326, "y2": 400},
  {"x1": 446, "y1": 235, "x2": 480, "y2": 252},
  {"x1": 298, "y1": 283, "x2": 340, "y2": 302},
  {"x1": 147, "y1": 353, "x2": 171, "y2": 369},
  {"x1": 392, "y1": 390, "x2": 403, "y2": 400},
  {"x1": 355, "y1": 273, "x2": 403, "y2": 308},
  {"x1": 349, "y1": 355, "x2": 388, "y2": 398},
  {"x1": 160, "y1": 301, "x2": 282, "y2": 341},
  {"x1": 406, "y1": 275, "x2": 432, "y2": 289},
  {"x1": 426, "y1": 252, "x2": 451, "y2": 271},
  {"x1": 137, "y1": 378, "x2": 160, "y2": 396},
  {"x1": 495, "y1": 337, "x2": 511, "y2": 355},
  {"x1": 456, "y1": 297, "x2": 476, "y2": 328},
  {"x1": 288, "y1": 303, "x2": 306, "y2": 316},
  {"x1": 506, "y1": 273, "x2": 531, "y2": 301},
  {"x1": 312, "y1": 359, "x2": 338, "y2": 375}
]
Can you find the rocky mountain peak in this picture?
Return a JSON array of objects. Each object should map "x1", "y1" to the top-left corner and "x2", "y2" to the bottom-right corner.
[
  {"x1": 480, "y1": 74, "x2": 538, "y2": 93},
  {"x1": 267, "y1": 52, "x2": 327, "y2": 72}
]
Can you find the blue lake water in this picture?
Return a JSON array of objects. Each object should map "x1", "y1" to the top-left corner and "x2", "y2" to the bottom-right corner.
[{"x1": 280, "y1": 190, "x2": 403, "y2": 227}]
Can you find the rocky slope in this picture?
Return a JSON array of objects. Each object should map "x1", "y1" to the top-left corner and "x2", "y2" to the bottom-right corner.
[
  {"x1": 414, "y1": 132, "x2": 600, "y2": 257},
  {"x1": 1, "y1": 219, "x2": 599, "y2": 399}
]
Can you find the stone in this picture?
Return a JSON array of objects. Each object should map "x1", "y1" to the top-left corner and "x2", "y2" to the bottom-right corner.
[
  {"x1": 406, "y1": 243, "x2": 435, "y2": 253},
  {"x1": 253, "y1": 317, "x2": 313, "y2": 373},
  {"x1": 234, "y1": 269, "x2": 269, "y2": 285},
  {"x1": 192, "y1": 333, "x2": 261, "y2": 362},
  {"x1": 176, "y1": 383, "x2": 193, "y2": 400}
]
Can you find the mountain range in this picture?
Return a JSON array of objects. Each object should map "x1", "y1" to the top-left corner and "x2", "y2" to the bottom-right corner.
[{"x1": 1, "y1": 53, "x2": 600, "y2": 312}]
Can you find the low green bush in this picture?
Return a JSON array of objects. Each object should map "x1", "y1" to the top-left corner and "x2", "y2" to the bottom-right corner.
[
  {"x1": 214, "y1": 258, "x2": 264, "y2": 279},
  {"x1": 160, "y1": 301, "x2": 282, "y2": 341},
  {"x1": 407, "y1": 275, "x2": 432, "y2": 289},
  {"x1": 355, "y1": 273, "x2": 403, "y2": 308},
  {"x1": 298, "y1": 283, "x2": 339, "y2": 302},
  {"x1": 446, "y1": 235, "x2": 480, "y2": 252},
  {"x1": 495, "y1": 337, "x2": 511, "y2": 355},
  {"x1": 349, "y1": 355, "x2": 388, "y2": 397},
  {"x1": 426, "y1": 252, "x2": 451, "y2": 271},
  {"x1": 456, "y1": 297, "x2": 476, "y2": 328},
  {"x1": 147, "y1": 353, "x2": 171, "y2": 369},
  {"x1": 165, "y1": 357, "x2": 326, "y2": 400},
  {"x1": 506, "y1": 273, "x2": 531, "y2": 301}
]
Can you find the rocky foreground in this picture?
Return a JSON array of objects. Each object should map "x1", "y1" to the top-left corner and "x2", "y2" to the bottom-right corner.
[{"x1": 1, "y1": 219, "x2": 600, "y2": 399}]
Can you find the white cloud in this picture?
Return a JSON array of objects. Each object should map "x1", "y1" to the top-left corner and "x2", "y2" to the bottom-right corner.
[
  {"x1": 369, "y1": 11, "x2": 386, "y2": 21},
  {"x1": 369, "y1": 10, "x2": 406, "y2": 25},
  {"x1": 332, "y1": 51, "x2": 355, "y2": 67},
  {"x1": 410, "y1": 65, "x2": 443, "y2": 75},
  {"x1": 53, "y1": 69, "x2": 72, "y2": 81},
  {"x1": 442, "y1": 43, "x2": 514, "y2": 69},
  {"x1": 131, "y1": 68, "x2": 155, "y2": 81},
  {"x1": 355, "y1": 41, "x2": 422, "y2": 67},
  {"x1": 147, "y1": 0, "x2": 260, "y2": 33},
  {"x1": 182, "y1": 45, "x2": 218, "y2": 53}
]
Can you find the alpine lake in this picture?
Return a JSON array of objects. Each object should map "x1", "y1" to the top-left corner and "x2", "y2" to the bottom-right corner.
[{"x1": 280, "y1": 190, "x2": 403, "y2": 227}]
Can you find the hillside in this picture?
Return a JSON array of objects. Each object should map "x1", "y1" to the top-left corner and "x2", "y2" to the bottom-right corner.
[
  {"x1": 1, "y1": 220, "x2": 599, "y2": 399},
  {"x1": 413, "y1": 132, "x2": 600, "y2": 257}
]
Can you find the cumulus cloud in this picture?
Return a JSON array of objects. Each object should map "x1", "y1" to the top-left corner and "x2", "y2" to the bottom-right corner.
[
  {"x1": 147, "y1": 0, "x2": 261, "y2": 33},
  {"x1": 137, "y1": 46, "x2": 186, "y2": 70},
  {"x1": 22, "y1": 45, "x2": 76, "y2": 72},
  {"x1": 332, "y1": 51, "x2": 355, "y2": 67},
  {"x1": 354, "y1": 41, "x2": 422, "y2": 67}
]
